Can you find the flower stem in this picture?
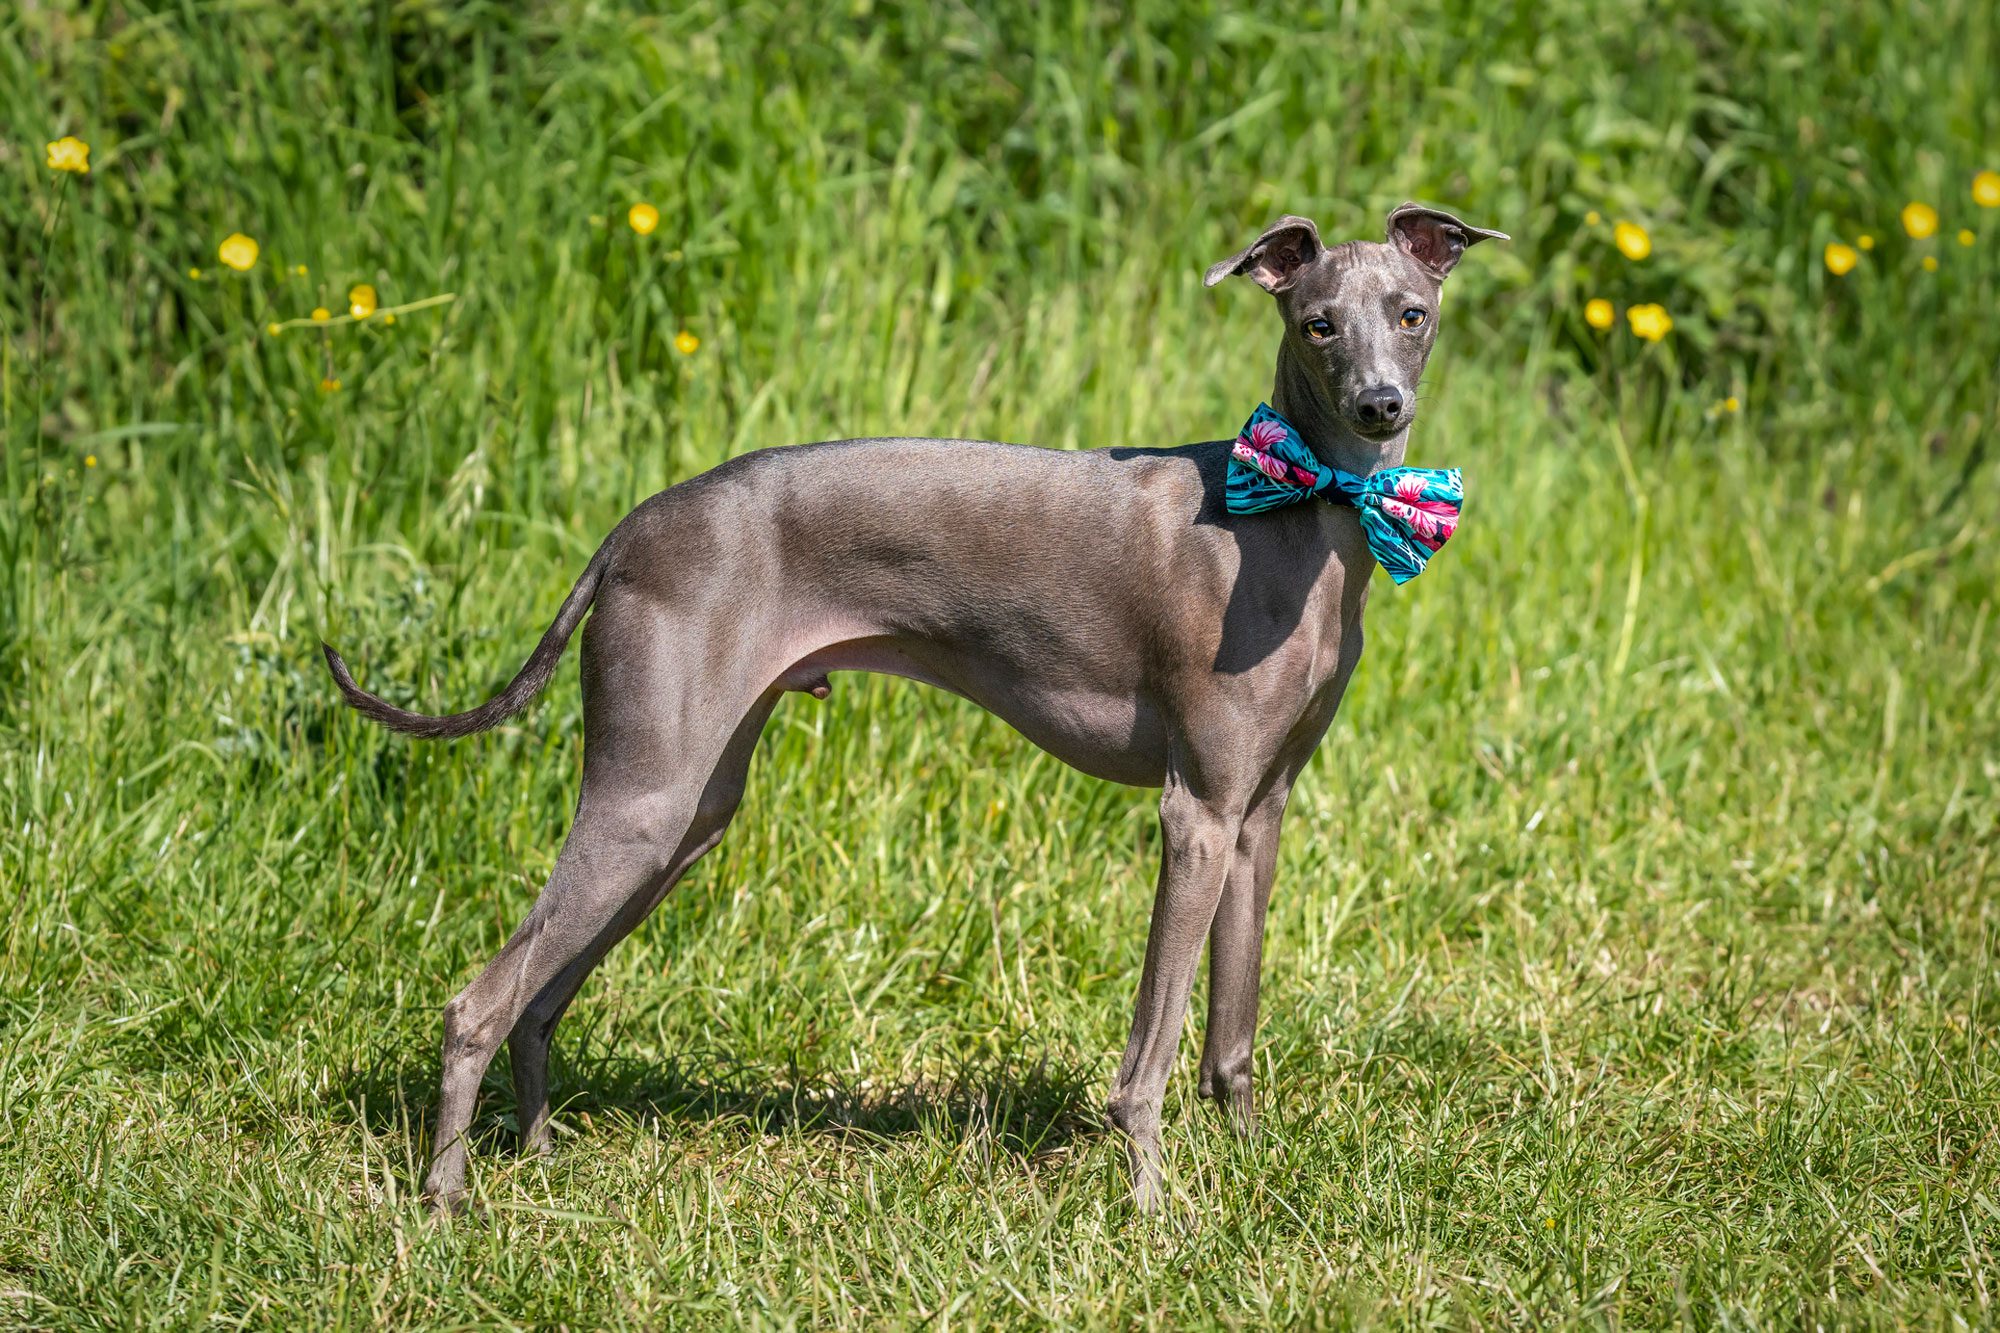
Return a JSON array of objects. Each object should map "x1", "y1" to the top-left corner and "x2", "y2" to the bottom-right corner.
[{"x1": 268, "y1": 290, "x2": 459, "y2": 333}]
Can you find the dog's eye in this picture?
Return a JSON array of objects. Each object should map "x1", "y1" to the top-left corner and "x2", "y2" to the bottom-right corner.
[
  {"x1": 1400, "y1": 307, "x2": 1428, "y2": 329},
  {"x1": 1302, "y1": 318, "x2": 1332, "y2": 341}
]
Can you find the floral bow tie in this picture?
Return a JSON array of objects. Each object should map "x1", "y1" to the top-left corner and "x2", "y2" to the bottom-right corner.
[{"x1": 1225, "y1": 402, "x2": 1463, "y2": 585}]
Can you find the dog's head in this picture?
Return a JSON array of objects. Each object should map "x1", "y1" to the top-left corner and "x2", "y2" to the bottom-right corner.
[{"x1": 1206, "y1": 205, "x2": 1506, "y2": 442}]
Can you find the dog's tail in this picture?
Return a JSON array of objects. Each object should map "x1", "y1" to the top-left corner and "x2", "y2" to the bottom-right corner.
[{"x1": 321, "y1": 542, "x2": 612, "y2": 739}]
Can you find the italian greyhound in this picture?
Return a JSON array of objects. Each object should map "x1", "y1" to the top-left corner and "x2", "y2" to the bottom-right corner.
[{"x1": 324, "y1": 204, "x2": 1506, "y2": 1212}]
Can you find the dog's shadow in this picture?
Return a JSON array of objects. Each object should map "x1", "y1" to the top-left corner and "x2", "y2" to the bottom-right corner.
[{"x1": 333, "y1": 1042, "x2": 1104, "y2": 1167}]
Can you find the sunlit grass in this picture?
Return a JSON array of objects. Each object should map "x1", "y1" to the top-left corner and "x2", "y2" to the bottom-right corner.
[{"x1": 3, "y1": 1, "x2": 1997, "y2": 1327}]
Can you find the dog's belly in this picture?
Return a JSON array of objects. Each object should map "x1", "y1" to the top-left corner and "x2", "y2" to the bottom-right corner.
[{"x1": 778, "y1": 635, "x2": 1169, "y2": 786}]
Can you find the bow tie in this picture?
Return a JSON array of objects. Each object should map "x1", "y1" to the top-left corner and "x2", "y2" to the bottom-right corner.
[{"x1": 1224, "y1": 402, "x2": 1463, "y2": 585}]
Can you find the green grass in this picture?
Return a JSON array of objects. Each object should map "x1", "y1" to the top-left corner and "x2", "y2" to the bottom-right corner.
[{"x1": 5, "y1": 0, "x2": 1999, "y2": 1327}]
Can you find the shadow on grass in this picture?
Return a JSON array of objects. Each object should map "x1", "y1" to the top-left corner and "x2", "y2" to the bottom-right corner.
[{"x1": 333, "y1": 1042, "x2": 1104, "y2": 1167}]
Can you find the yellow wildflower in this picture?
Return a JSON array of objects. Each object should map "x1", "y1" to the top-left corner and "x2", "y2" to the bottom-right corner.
[
  {"x1": 1584, "y1": 210, "x2": 1601, "y2": 226},
  {"x1": 85, "y1": 454, "x2": 98, "y2": 468},
  {"x1": 266, "y1": 323, "x2": 282, "y2": 336},
  {"x1": 188, "y1": 267, "x2": 204, "y2": 280},
  {"x1": 1724, "y1": 396, "x2": 1741, "y2": 413},
  {"x1": 628, "y1": 202, "x2": 661, "y2": 236},
  {"x1": 1856, "y1": 233, "x2": 1875, "y2": 251},
  {"x1": 1957, "y1": 229, "x2": 1975, "y2": 247},
  {"x1": 1922, "y1": 255, "x2": 1939, "y2": 272},
  {"x1": 1626, "y1": 303, "x2": 1672, "y2": 342},
  {"x1": 311, "y1": 307, "x2": 331, "y2": 322},
  {"x1": 1613, "y1": 221, "x2": 1651, "y2": 261},
  {"x1": 319, "y1": 377, "x2": 341, "y2": 393},
  {"x1": 383, "y1": 312, "x2": 396, "y2": 326},
  {"x1": 1823, "y1": 242, "x2": 1858, "y2": 276},
  {"x1": 294, "y1": 264, "x2": 309, "y2": 277},
  {"x1": 46, "y1": 136, "x2": 90, "y2": 174},
  {"x1": 673, "y1": 329, "x2": 700, "y2": 355},
  {"x1": 1583, "y1": 298, "x2": 1614, "y2": 330},
  {"x1": 348, "y1": 284, "x2": 378, "y2": 319},
  {"x1": 1973, "y1": 171, "x2": 2000, "y2": 209},
  {"x1": 1901, "y1": 202, "x2": 1938, "y2": 239},
  {"x1": 218, "y1": 233, "x2": 260, "y2": 272}
]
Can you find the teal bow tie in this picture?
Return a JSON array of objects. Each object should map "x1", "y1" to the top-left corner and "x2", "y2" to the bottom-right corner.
[{"x1": 1224, "y1": 403, "x2": 1463, "y2": 584}]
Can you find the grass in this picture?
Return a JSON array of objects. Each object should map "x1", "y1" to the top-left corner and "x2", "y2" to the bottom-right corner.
[{"x1": 5, "y1": 0, "x2": 1999, "y2": 1327}]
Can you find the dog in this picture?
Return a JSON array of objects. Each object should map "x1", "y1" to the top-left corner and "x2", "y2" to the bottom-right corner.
[{"x1": 324, "y1": 203, "x2": 1506, "y2": 1212}]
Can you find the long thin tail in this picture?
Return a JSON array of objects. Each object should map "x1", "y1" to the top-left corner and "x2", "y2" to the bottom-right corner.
[{"x1": 322, "y1": 543, "x2": 611, "y2": 739}]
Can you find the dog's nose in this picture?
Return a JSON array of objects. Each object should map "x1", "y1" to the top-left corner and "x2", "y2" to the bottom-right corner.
[{"x1": 1354, "y1": 385, "x2": 1404, "y2": 429}]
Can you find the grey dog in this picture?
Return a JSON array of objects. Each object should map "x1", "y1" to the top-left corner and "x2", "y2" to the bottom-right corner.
[{"x1": 324, "y1": 203, "x2": 1506, "y2": 1212}]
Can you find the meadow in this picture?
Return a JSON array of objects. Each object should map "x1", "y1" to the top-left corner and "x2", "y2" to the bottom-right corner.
[{"x1": 5, "y1": 0, "x2": 1999, "y2": 1327}]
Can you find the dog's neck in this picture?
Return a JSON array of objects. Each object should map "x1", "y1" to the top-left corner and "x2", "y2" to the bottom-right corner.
[{"x1": 1271, "y1": 344, "x2": 1410, "y2": 476}]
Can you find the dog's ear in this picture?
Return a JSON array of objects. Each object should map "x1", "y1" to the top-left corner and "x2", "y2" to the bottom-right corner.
[
  {"x1": 1386, "y1": 203, "x2": 1508, "y2": 278},
  {"x1": 1204, "y1": 216, "x2": 1323, "y2": 292}
]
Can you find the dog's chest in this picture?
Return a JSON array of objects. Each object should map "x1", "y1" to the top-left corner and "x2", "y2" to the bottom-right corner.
[{"x1": 1284, "y1": 542, "x2": 1374, "y2": 715}]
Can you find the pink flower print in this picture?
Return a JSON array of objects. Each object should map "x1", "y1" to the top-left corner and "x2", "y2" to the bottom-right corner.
[
  {"x1": 1393, "y1": 472, "x2": 1428, "y2": 501},
  {"x1": 1250, "y1": 419, "x2": 1288, "y2": 450},
  {"x1": 1233, "y1": 440, "x2": 1288, "y2": 482},
  {"x1": 1380, "y1": 497, "x2": 1444, "y2": 548}
]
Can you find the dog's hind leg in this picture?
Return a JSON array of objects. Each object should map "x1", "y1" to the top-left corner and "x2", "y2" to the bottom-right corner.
[
  {"x1": 421, "y1": 791, "x2": 686, "y2": 1210},
  {"x1": 420, "y1": 647, "x2": 774, "y2": 1211},
  {"x1": 507, "y1": 691, "x2": 780, "y2": 1158}
]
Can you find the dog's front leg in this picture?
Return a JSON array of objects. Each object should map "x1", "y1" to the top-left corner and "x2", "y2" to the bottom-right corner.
[
  {"x1": 1106, "y1": 777, "x2": 1245, "y2": 1213},
  {"x1": 1197, "y1": 781, "x2": 1291, "y2": 1136}
]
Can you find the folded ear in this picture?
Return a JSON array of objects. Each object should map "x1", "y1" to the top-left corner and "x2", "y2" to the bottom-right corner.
[
  {"x1": 1386, "y1": 203, "x2": 1509, "y2": 278},
  {"x1": 1204, "y1": 215, "x2": 1323, "y2": 293}
]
